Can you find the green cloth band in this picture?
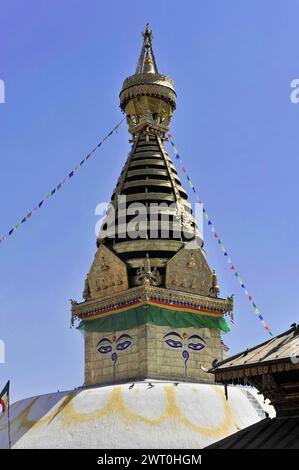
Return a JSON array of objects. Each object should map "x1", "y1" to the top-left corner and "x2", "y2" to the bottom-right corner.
[{"x1": 77, "y1": 304, "x2": 230, "y2": 333}]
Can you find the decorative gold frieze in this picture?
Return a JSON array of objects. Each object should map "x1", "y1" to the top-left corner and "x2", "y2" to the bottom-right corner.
[
  {"x1": 71, "y1": 283, "x2": 232, "y2": 322},
  {"x1": 121, "y1": 73, "x2": 175, "y2": 92},
  {"x1": 120, "y1": 75, "x2": 176, "y2": 111}
]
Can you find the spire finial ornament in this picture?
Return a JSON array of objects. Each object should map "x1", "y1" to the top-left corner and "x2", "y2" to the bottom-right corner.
[
  {"x1": 135, "y1": 23, "x2": 158, "y2": 75},
  {"x1": 142, "y1": 23, "x2": 152, "y2": 40},
  {"x1": 120, "y1": 25, "x2": 176, "y2": 136}
]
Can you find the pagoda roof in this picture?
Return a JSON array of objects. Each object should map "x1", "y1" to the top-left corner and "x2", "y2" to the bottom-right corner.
[
  {"x1": 209, "y1": 325, "x2": 299, "y2": 418},
  {"x1": 209, "y1": 324, "x2": 299, "y2": 376}
]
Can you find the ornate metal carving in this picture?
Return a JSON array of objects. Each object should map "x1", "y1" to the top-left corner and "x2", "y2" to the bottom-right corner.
[
  {"x1": 120, "y1": 83, "x2": 176, "y2": 113},
  {"x1": 87, "y1": 244, "x2": 128, "y2": 300},
  {"x1": 136, "y1": 254, "x2": 161, "y2": 286},
  {"x1": 135, "y1": 23, "x2": 158, "y2": 75},
  {"x1": 119, "y1": 25, "x2": 176, "y2": 136},
  {"x1": 83, "y1": 275, "x2": 91, "y2": 301},
  {"x1": 166, "y1": 248, "x2": 212, "y2": 296},
  {"x1": 210, "y1": 270, "x2": 220, "y2": 298},
  {"x1": 121, "y1": 73, "x2": 175, "y2": 91},
  {"x1": 71, "y1": 281, "x2": 229, "y2": 323}
]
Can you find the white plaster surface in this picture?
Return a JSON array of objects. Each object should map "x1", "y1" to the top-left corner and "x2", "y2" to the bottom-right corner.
[{"x1": 0, "y1": 381, "x2": 274, "y2": 449}]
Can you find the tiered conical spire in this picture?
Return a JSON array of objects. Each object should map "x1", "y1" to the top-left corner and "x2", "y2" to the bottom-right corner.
[
  {"x1": 98, "y1": 24, "x2": 200, "y2": 286},
  {"x1": 100, "y1": 131, "x2": 197, "y2": 286}
]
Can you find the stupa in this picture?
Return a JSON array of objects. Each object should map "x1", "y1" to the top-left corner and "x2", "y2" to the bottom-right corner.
[
  {"x1": 72, "y1": 23, "x2": 232, "y2": 386},
  {"x1": 0, "y1": 25, "x2": 273, "y2": 449}
]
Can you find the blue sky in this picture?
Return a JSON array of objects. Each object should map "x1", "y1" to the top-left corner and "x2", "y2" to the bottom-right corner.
[{"x1": 1, "y1": 0, "x2": 299, "y2": 402}]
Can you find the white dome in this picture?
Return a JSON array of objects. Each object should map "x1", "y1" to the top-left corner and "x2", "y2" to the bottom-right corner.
[{"x1": 0, "y1": 381, "x2": 274, "y2": 449}]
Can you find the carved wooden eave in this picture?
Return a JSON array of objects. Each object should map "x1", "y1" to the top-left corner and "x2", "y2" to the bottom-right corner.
[
  {"x1": 213, "y1": 359, "x2": 299, "y2": 383},
  {"x1": 71, "y1": 284, "x2": 232, "y2": 322},
  {"x1": 213, "y1": 360, "x2": 299, "y2": 416}
]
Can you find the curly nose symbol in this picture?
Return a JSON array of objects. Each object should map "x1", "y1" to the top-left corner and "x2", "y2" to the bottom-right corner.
[
  {"x1": 182, "y1": 350, "x2": 190, "y2": 374},
  {"x1": 111, "y1": 352, "x2": 118, "y2": 366},
  {"x1": 111, "y1": 352, "x2": 118, "y2": 380}
]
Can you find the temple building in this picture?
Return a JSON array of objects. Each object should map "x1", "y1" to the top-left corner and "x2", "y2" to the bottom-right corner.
[
  {"x1": 206, "y1": 325, "x2": 299, "y2": 449},
  {"x1": 0, "y1": 25, "x2": 273, "y2": 449}
]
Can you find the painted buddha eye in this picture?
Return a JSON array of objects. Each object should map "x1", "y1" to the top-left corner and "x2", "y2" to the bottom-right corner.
[
  {"x1": 163, "y1": 332, "x2": 183, "y2": 349},
  {"x1": 117, "y1": 340, "x2": 132, "y2": 351},
  {"x1": 116, "y1": 334, "x2": 132, "y2": 351},
  {"x1": 188, "y1": 342, "x2": 205, "y2": 351},
  {"x1": 187, "y1": 335, "x2": 206, "y2": 352},
  {"x1": 165, "y1": 338, "x2": 183, "y2": 349},
  {"x1": 97, "y1": 338, "x2": 112, "y2": 355},
  {"x1": 97, "y1": 345, "x2": 112, "y2": 354}
]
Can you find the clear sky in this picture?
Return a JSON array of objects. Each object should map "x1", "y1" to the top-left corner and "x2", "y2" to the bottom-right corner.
[{"x1": 1, "y1": 0, "x2": 299, "y2": 402}]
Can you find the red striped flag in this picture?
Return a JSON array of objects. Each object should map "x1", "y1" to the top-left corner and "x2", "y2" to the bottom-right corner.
[{"x1": 0, "y1": 381, "x2": 9, "y2": 414}]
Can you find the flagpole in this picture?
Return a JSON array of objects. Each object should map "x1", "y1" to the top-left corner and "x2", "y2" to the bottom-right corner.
[
  {"x1": 7, "y1": 401, "x2": 11, "y2": 449},
  {"x1": 7, "y1": 381, "x2": 11, "y2": 449}
]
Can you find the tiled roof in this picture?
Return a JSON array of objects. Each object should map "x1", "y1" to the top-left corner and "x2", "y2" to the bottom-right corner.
[
  {"x1": 206, "y1": 416, "x2": 299, "y2": 449},
  {"x1": 210, "y1": 325, "x2": 299, "y2": 372}
]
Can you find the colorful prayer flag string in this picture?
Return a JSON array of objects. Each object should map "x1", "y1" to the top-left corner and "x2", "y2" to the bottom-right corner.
[
  {"x1": 0, "y1": 119, "x2": 124, "y2": 247},
  {"x1": 166, "y1": 133, "x2": 273, "y2": 337}
]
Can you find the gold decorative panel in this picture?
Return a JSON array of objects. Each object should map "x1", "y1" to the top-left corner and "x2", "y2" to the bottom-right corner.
[
  {"x1": 87, "y1": 244, "x2": 128, "y2": 300},
  {"x1": 165, "y1": 248, "x2": 212, "y2": 296}
]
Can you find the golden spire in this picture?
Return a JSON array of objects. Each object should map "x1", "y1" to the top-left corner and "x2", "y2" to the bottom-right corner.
[
  {"x1": 135, "y1": 23, "x2": 158, "y2": 74},
  {"x1": 119, "y1": 24, "x2": 176, "y2": 136}
]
